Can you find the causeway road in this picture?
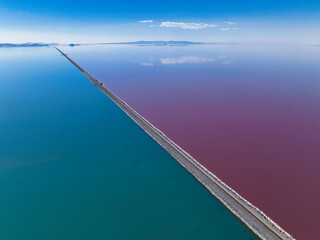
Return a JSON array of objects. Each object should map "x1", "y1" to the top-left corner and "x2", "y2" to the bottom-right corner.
[{"x1": 55, "y1": 47, "x2": 294, "y2": 240}]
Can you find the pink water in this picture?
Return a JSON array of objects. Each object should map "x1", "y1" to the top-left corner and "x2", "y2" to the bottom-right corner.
[{"x1": 61, "y1": 44, "x2": 320, "y2": 240}]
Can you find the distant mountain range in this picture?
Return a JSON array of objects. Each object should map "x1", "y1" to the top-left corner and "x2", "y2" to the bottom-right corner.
[
  {"x1": 107, "y1": 41, "x2": 204, "y2": 45},
  {"x1": 0, "y1": 41, "x2": 245, "y2": 48},
  {"x1": 0, "y1": 41, "x2": 207, "y2": 48},
  {"x1": 0, "y1": 43, "x2": 52, "y2": 47}
]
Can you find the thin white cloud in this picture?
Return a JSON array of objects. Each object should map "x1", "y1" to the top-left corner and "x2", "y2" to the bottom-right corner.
[
  {"x1": 225, "y1": 21, "x2": 237, "y2": 25},
  {"x1": 161, "y1": 56, "x2": 214, "y2": 64},
  {"x1": 149, "y1": 25, "x2": 155, "y2": 27},
  {"x1": 140, "y1": 20, "x2": 153, "y2": 23},
  {"x1": 160, "y1": 22, "x2": 217, "y2": 30},
  {"x1": 140, "y1": 62, "x2": 154, "y2": 66}
]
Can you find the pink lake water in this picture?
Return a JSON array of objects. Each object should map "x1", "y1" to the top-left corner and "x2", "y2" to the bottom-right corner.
[{"x1": 61, "y1": 44, "x2": 320, "y2": 240}]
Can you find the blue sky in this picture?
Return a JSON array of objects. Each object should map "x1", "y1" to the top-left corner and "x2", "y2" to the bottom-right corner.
[{"x1": 0, "y1": 0, "x2": 319, "y2": 43}]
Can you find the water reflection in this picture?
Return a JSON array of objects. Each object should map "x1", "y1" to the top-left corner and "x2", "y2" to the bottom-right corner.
[
  {"x1": 140, "y1": 62, "x2": 154, "y2": 66},
  {"x1": 138, "y1": 54, "x2": 234, "y2": 67},
  {"x1": 160, "y1": 56, "x2": 214, "y2": 64}
]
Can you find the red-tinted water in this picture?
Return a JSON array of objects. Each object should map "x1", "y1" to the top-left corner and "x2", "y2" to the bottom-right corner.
[{"x1": 61, "y1": 44, "x2": 320, "y2": 240}]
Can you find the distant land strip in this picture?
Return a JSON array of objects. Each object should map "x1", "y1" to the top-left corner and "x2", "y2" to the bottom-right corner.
[
  {"x1": 0, "y1": 41, "x2": 242, "y2": 48},
  {"x1": 55, "y1": 47, "x2": 294, "y2": 240},
  {"x1": 0, "y1": 41, "x2": 200, "y2": 48},
  {"x1": 0, "y1": 43, "x2": 50, "y2": 47}
]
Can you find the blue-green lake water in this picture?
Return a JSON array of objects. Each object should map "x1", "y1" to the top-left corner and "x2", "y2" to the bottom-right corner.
[{"x1": 0, "y1": 47, "x2": 258, "y2": 240}]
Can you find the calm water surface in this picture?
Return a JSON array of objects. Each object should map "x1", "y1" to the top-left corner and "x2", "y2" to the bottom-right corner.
[
  {"x1": 0, "y1": 47, "x2": 259, "y2": 240},
  {"x1": 61, "y1": 44, "x2": 320, "y2": 240}
]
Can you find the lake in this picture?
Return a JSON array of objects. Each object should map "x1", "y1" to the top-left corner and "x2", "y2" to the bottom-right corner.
[
  {"x1": 0, "y1": 47, "x2": 259, "y2": 240},
  {"x1": 60, "y1": 43, "x2": 320, "y2": 240}
]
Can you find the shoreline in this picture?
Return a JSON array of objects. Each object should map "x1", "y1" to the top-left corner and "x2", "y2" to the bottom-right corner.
[{"x1": 55, "y1": 47, "x2": 294, "y2": 240}]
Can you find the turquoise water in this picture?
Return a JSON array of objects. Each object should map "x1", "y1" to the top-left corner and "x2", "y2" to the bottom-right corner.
[{"x1": 0, "y1": 47, "x2": 258, "y2": 240}]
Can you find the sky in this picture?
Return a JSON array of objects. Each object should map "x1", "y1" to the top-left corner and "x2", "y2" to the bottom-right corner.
[{"x1": 0, "y1": 0, "x2": 319, "y2": 44}]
